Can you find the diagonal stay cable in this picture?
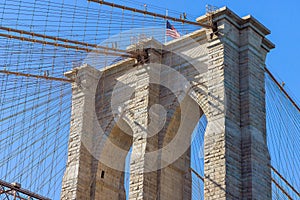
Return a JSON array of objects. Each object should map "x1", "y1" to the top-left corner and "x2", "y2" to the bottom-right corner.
[
  {"x1": 0, "y1": 26, "x2": 134, "y2": 58},
  {"x1": 0, "y1": 26, "x2": 129, "y2": 53},
  {"x1": 271, "y1": 166, "x2": 300, "y2": 197},
  {"x1": 0, "y1": 70, "x2": 74, "y2": 83}
]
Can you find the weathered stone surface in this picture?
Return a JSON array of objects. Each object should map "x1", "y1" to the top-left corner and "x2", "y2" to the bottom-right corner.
[{"x1": 61, "y1": 7, "x2": 274, "y2": 200}]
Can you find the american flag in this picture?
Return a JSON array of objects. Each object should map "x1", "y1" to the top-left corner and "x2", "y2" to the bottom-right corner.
[{"x1": 166, "y1": 20, "x2": 180, "y2": 39}]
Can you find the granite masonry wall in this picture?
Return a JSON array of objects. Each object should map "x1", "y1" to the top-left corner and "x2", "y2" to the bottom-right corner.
[{"x1": 61, "y1": 7, "x2": 274, "y2": 200}]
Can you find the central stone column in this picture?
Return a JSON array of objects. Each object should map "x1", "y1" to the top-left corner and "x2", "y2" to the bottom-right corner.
[{"x1": 127, "y1": 48, "x2": 199, "y2": 200}]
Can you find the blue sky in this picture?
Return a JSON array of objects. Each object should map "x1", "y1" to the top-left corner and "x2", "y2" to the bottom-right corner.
[{"x1": 116, "y1": 0, "x2": 300, "y2": 104}]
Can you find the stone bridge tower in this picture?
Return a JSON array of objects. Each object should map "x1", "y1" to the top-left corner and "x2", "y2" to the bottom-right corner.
[{"x1": 61, "y1": 7, "x2": 274, "y2": 200}]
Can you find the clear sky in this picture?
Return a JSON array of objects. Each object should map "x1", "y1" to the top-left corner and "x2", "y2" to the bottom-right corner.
[{"x1": 114, "y1": 0, "x2": 300, "y2": 105}]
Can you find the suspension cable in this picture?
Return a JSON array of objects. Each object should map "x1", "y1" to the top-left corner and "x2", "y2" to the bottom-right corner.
[
  {"x1": 87, "y1": 0, "x2": 213, "y2": 29},
  {"x1": 264, "y1": 66, "x2": 300, "y2": 112}
]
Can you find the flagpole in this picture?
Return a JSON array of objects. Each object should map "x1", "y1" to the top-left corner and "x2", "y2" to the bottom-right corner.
[{"x1": 165, "y1": 9, "x2": 168, "y2": 44}]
